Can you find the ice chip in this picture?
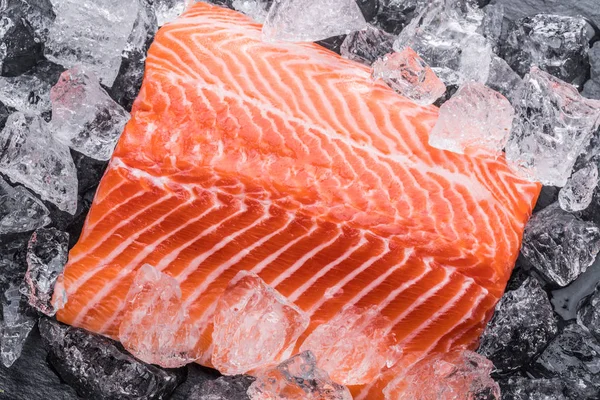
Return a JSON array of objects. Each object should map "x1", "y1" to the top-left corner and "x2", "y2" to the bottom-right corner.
[
  {"x1": 44, "y1": 0, "x2": 140, "y2": 86},
  {"x1": 211, "y1": 270, "x2": 309, "y2": 375},
  {"x1": 577, "y1": 284, "x2": 600, "y2": 341},
  {"x1": 505, "y1": 67, "x2": 600, "y2": 187},
  {"x1": 22, "y1": 227, "x2": 69, "y2": 316},
  {"x1": 521, "y1": 203, "x2": 600, "y2": 286},
  {"x1": 534, "y1": 323, "x2": 600, "y2": 399},
  {"x1": 110, "y1": 0, "x2": 158, "y2": 111},
  {"x1": 247, "y1": 350, "x2": 352, "y2": 400},
  {"x1": 499, "y1": 377, "x2": 568, "y2": 400},
  {"x1": 154, "y1": 0, "x2": 188, "y2": 26},
  {"x1": 0, "y1": 112, "x2": 78, "y2": 214},
  {"x1": 477, "y1": 277, "x2": 558, "y2": 373},
  {"x1": 262, "y1": 0, "x2": 368, "y2": 43},
  {"x1": 0, "y1": 74, "x2": 52, "y2": 115},
  {"x1": 233, "y1": 0, "x2": 271, "y2": 23},
  {"x1": 39, "y1": 318, "x2": 185, "y2": 399},
  {"x1": 583, "y1": 42, "x2": 600, "y2": 100},
  {"x1": 50, "y1": 66, "x2": 130, "y2": 161},
  {"x1": 1, "y1": 283, "x2": 35, "y2": 368},
  {"x1": 0, "y1": 177, "x2": 50, "y2": 234},
  {"x1": 299, "y1": 305, "x2": 401, "y2": 385},
  {"x1": 480, "y1": 3, "x2": 504, "y2": 48},
  {"x1": 429, "y1": 81, "x2": 514, "y2": 156},
  {"x1": 118, "y1": 264, "x2": 198, "y2": 368},
  {"x1": 382, "y1": 350, "x2": 500, "y2": 400},
  {"x1": 559, "y1": 163, "x2": 599, "y2": 212},
  {"x1": 188, "y1": 375, "x2": 255, "y2": 399},
  {"x1": 340, "y1": 25, "x2": 395, "y2": 66},
  {"x1": 503, "y1": 14, "x2": 590, "y2": 88},
  {"x1": 372, "y1": 48, "x2": 446, "y2": 106},
  {"x1": 486, "y1": 55, "x2": 522, "y2": 101}
]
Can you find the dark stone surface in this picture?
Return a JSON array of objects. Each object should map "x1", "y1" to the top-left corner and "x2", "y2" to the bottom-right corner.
[{"x1": 39, "y1": 318, "x2": 186, "y2": 400}]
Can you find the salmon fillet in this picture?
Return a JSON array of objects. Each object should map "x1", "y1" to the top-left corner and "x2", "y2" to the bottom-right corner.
[{"x1": 56, "y1": 2, "x2": 540, "y2": 395}]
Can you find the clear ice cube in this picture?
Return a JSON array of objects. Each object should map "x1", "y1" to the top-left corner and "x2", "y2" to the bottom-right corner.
[
  {"x1": 382, "y1": 350, "x2": 500, "y2": 400},
  {"x1": 299, "y1": 305, "x2": 401, "y2": 385},
  {"x1": 477, "y1": 277, "x2": 558, "y2": 372},
  {"x1": 429, "y1": 81, "x2": 514, "y2": 156},
  {"x1": 558, "y1": 163, "x2": 599, "y2": 212},
  {"x1": 502, "y1": 14, "x2": 590, "y2": 88},
  {"x1": 44, "y1": 0, "x2": 140, "y2": 87},
  {"x1": 0, "y1": 177, "x2": 50, "y2": 234},
  {"x1": 0, "y1": 112, "x2": 78, "y2": 214},
  {"x1": 50, "y1": 66, "x2": 130, "y2": 161},
  {"x1": 340, "y1": 25, "x2": 395, "y2": 66},
  {"x1": 233, "y1": 0, "x2": 271, "y2": 23},
  {"x1": 577, "y1": 284, "x2": 600, "y2": 341},
  {"x1": 22, "y1": 227, "x2": 69, "y2": 316},
  {"x1": 1, "y1": 283, "x2": 35, "y2": 368},
  {"x1": 211, "y1": 271, "x2": 309, "y2": 375},
  {"x1": 39, "y1": 318, "x2": 185, "y2": 399},
  {"x1": 153, "y1": 0, "x2": 188, "y2": 26},
  {"x1": 505, "y1": 67, "x2": 600, "y2": 187},
  {"x1": 188, "y1": 375, "x2": 256, "y2": 399},
  {"x1": 0, "y1": 74, "x2": 53, "y2": 115},
  {"x1": 535, "y1": 323, "x2": 600, "y2": 399},
  {"x1": 393, "y1": 0, "x2": 492, "y2": 86},
  {"x1": 247, "y1": 350, "x2": 352, "y2": 400},
  {"x1": 521, "y1": 203, "x2": 600, "y2": 287},
  {"x1": 262, "y1": 0, "x2": 368, "y2": 43},
  {"x1": 371, "y1": 47, "x2": 446, "y2": 106},
  {"x1": 118, "y1": 264, "x2": 198, "y2": 368}
]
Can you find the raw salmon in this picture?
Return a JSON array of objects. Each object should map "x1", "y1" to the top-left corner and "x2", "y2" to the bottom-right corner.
[{"x1": 56, "y1": 1, "x2": 540, "y2": 396}]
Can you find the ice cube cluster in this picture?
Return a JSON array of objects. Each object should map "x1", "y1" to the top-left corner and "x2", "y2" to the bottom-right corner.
[{"x1": 0, "y1": 0, "x2": 599, "y2": 399}]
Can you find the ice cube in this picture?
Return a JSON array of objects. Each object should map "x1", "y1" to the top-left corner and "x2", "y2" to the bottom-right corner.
[
  {"x1": 262, "y1": 0, "x2": 368, "y2": 43},
  {"x1": 1, "y1": 283, "x2": 35, "y2": 368},
  {"x1": 477, "y1": 277, "x2": 558, "y2": 372},
  {"x1": 110, "y1": 0, "x2": 158, "y2": 111},
  {"x1": 22, "y1": 228, "x2": 69, "y2": 316},
  {"x1": 340, "y1": 25, "x2": 395, "y2": 66},
  {"x1": 50, "y1": 66, "x2": 130, "y2": 161},
  {"x1": 551, "y1": 255, "x2": 600, "y2": 321},
  {"x1": 118, "y1": 264, "x2": 198, "y2": 368},
  {"x1": 0, "y1": 178, "x2": 50, "y2": 234},
  {"x1": 44, "y1": 0, "x2": 140, "y2": 87},
  {"x1": 429, "y1": 81, "x2": 514, "y2": 156},
  {"x1": 479, "y1": 3, "x2": 504, "y2": 49},
  {"x1": 534, "y1": 323, "x2": 600, "y2": 399},
  {"x1": 0, "y1": 60, "x2": 65, "y2": 115},
  {"x1": 39, "y1": 318, "x2": 185, "y2": 399},
  {"x1": 498, "y1": 377, "x2": 568, "y2": 400},
  {"x1": 371, "y1": 47, "x2": 446, "y2": 106},
  {"x1": 578, "y1": 284, "x2": 600, "y2": 341},
  {"x1": 502, "y1": 14, "x2": 590, "y2": 88},
  {"x1": 154, "y1": 0, "x2": 189, "y2": 26},
  {"x1": 299, "y1": 305, "x2": 401, "y2": 385},
  {"x1": 0, "y1": 0, "x2": 50, "y2": 76},
  {"x1": 372, "y1": 0, "x2": 425, "y2": 36},
  {"x1": 233, "y1": 0, "x2": 271, "y2": 23},
  {"x1": 505, "y1": 67, "x2": 600, "y2": 187},
  {"x1": 521, "y1": 203, "x2": 600, "y2": 286},
  {"x1": 0, "y1": 112, "x2": 78, "y2": 214},
  {"x1": 188, "y1": 375, "x2": 255, "y2": 399},
  {"x1": 382, "y1": 350, "x2": 500, "y2": 400},
  {"x1": 393, "y1": 0, "x2": 492, "y2": 86},
  {"x1": 583, "y1": 42, "x2": 600, "y2": 101},
  {"x1": 485, "y1": 55, "x2": 522, "y2": 101},
  {"x1": 211, "y1": 271, "x2": 309, "y2": 375},
  {"x1": 558, "y1": 163, "x2": 599, "y2": 212},
  {"x1": 247, "y1": 350, "x2": 352, "y2": 400}
]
